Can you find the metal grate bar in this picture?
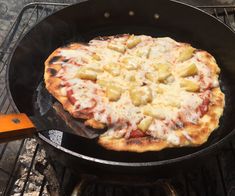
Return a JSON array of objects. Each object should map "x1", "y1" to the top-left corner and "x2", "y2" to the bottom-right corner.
[
  {"x1": 214, "y1": 8, "x2": 219, "y2": 18},
  {"x1": 0, "y1": 93, "x2": 8, "y2": 111},
  {"x1": 0, "y1": 59, "x2": 7, "y2": 74},
  {"x1": 0, "y1": 167, "x2": 10, "y2": 175},
  {"x1": 0, "y1": 14, "x2": 23, "y2": 60},
  {"x1": 0, "y1": 87, "x2": 6, "y2": 98},
  {"x1": 3, "y1": 140, "x2": 25, "y2": 196},
  {"x1": 37, "y1": 5, "x2": 48, "y2": 21},
  {"x1": 0, "y1": 143, "x2": 8, "y2": 160},
  {"x1": 20, "y1": 144, "x2": 39, "y2": 196},
  {"x1": 39, "y1": 177, "x2": 47, "y2": 196},
  {"x1": 4, "y1": 102, "x2": 13, "y2": 114},
  {"x1": 223, "y1": 8, "x2": 231, "y2": 26},
  {"x1": 13, "y1": 6, "x2": 38, "y2": 46},
  {"x1": 50, "y1": 5, "x2": 57, "y2": 15}
]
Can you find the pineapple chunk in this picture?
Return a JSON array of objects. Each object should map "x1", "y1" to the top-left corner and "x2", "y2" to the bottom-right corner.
[
  {"x1": 143, "y1": 105, "x2": 166, "y2": 119},
  {"x1": 177, "y1": 46, "x2": 195, "y2": 62},
  {"x1": 153, "y1": 63, "x2": 170, "y2": 71},
  {"x1": 180, "y1": 79, "x2": 199, "y2": 92},
  {"x1": 108, "y1": 43, "x2": 126, "y2": 53},
  {"x1": 137, "y1": 116, "x2": 153, "y2": 132},
  {"x1": 165, "y1": 75, "x2": 175, "y2": 83},
  {"x1": 92, "y1": 53, "x2": 101, "y2": 61},
  {"x1": 97, "y1": 79, "x2": 108, "y2": 88},
  {"x1": 77, "y1": 68, "x2": 97, "y2": 81},
  {"x1": 125, "y1": 71, "x2": 137, "y2": 82},
  {"x1": 129, "y1": 86, "x2": 152, "y2": 106},
  {"x1": 152, "y1": 63, "x2": 172, "y2": 82},
  {"x1": 177, "y1": 63, "x2": 198, "y2": 77},
  {"x1": 129, "y1": 74, "x2": 136, "y2": 82},
  {"x1": 145, "y1": 72, "x2": 156, "y2": 82},
  {"x1": 127, "y1": 35, "x2": 141, "y2": 49},
  {"x1": 142, "y1": 104, "x2": 177, "y2": 120},
  {"x1": 122, "y1": 57, "x2": 140, "y2": 70},
  {"x1": 156, "y1": 86, "x2": 164, "y2": 94},
  {"x1": 88, "y1": 66, "x2": 103, "y2": 73},
  {"x1": 104, "y1": 63, "x2": 121, "y2": 76},
  {"x1": 106, "y1": 84, "x2": 122, "y2": 101},
  {"x1": 136, "y1": 47, "x2": 151, "y2": 58},
  {"x1": 158, "y1": 69, "x2": 171, "y2": 82}
]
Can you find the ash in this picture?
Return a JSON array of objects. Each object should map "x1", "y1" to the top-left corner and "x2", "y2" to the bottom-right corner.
[{"x1": 11, "y1": 139, "x2": 49, "y2": 196}]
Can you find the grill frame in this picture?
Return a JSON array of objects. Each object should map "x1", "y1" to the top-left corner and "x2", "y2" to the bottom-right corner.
[{"x1": 0, "y1": 2, "x2": 235, "y2": 195}]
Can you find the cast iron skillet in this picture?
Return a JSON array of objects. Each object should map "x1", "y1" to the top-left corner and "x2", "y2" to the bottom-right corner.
[{"x1": 5, "y1": 0, "x2": 235, "y2": 176}]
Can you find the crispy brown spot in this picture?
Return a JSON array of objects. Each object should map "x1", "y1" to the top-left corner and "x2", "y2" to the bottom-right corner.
[
  {"x1": 127, "y1": 138, "x2": 143, "y2": 145},
  {"x1": 49, "y1": 56, "x2": 61, "y2": 64},
  {"x1": 47, "y1": 68, "x2": 57, "y2": 76},
  {"x1": 62, "y1": 58, "x2": 69, "y2": 63},
  {"x1": 205, "y1": 53, "x2": 212, "y2": 59},
  {"x1": 113, "y1": 34, "x2": 129, "y2": 38},
  {"x1": 94, "y1": 36, "x2": 111, "y2": 41},
  {"x1": 94, "y1": 34, "x2": 128, "y2": 41}
]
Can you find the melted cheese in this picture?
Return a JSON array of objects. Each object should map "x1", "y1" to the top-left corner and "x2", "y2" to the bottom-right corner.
[
  {"x1": 166, "y1": 133, "x2": 180, "y2": 145},
  {"x1": 56, "y1": 35, "x2": 220, "y2": 141},
  {"x1": 70, "y1": 79, "x2": 99, "y2": 110},
  {"x1": 148, "y1": 120, "x2": 166, "y2": 138},
  {"x1": 60, "y1": 49, "x2": 86, "y2": 59},
  {"x1": 180, "y1": 92, "x2": 203, "y2": 109}
]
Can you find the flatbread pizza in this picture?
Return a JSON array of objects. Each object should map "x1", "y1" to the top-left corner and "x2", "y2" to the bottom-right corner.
[{"x1": 44, "y1": 34, "x2": 224, "y2": 152}]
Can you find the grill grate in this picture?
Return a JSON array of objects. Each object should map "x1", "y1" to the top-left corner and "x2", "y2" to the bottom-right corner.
[{"x1": 0, "y1": 2, "x2": 235, "y2": 196}]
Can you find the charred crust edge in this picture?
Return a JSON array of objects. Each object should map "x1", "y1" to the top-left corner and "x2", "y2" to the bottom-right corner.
[
  {"x1": 93, "y1": 34, "x2": 129, "y2": 41},
  {"x1": 48, "y1": 56, "x2": 61, "y2": 64},
  {"x1": 47, "y1": 68, "x2": 57, "y2": 76}
]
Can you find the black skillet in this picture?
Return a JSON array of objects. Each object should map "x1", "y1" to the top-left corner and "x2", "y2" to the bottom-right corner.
[{"x1": 4, "y1": 0, "x2": 235, "y2": 176}]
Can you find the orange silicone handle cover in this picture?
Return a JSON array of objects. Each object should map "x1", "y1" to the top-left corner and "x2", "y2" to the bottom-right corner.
[{"x1": 0, "y1": 113, "x2": 36, "y2": 142}]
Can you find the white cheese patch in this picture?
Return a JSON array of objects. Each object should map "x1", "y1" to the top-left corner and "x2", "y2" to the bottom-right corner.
[
  {"x1": 69, "y1": 79, "x2": 99, "y2": 110},
  {"x1": 60, "y1": 49, "x2": 86, "y2": 59},
  {"x1": 180, "y1": 92, "x2": 203, "y2": 109},
  {"x1": 166, "y1": 132, "x2": 180, "y2": 145},
  {"x1": 59, "y1": 64, "x2": 79, "y2": 80},
  {"x1": 148, "y1": 120, "x2": 167, "y2": 139}
]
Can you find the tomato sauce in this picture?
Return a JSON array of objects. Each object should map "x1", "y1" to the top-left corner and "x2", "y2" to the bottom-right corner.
[
  {"x1": 130, "y1": 129, "x2": 146, "y2": 138},
  {"x1": 67, "y1": 89, "x2": 76, "y2": 105},
  {"x1": 198, "y1": 97, "x2": 210, "y2": 116}
]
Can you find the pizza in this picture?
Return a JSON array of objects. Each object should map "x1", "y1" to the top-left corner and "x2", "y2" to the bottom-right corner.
[{"x1": 44, "y1": 34, "x2": 225, "y2": 152}]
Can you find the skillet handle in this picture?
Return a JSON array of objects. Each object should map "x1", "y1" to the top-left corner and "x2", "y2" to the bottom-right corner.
[{"x1": 0, "y1": 113, "x2": 36, "y2": 143}]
